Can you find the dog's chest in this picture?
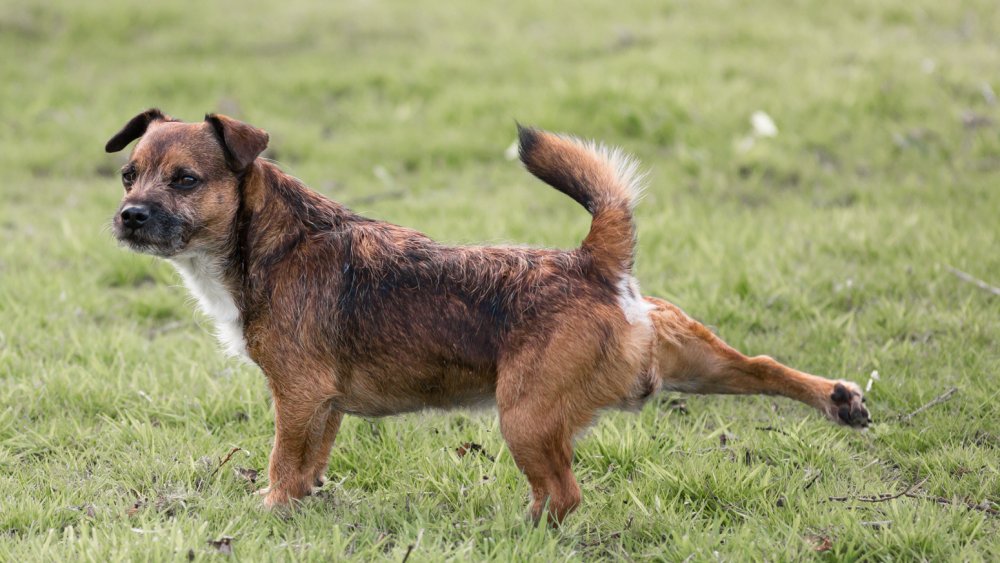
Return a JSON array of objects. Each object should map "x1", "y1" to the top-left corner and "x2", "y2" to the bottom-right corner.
[{"x1": 170, "y1": 255, "x2": 248, "y2": 359}]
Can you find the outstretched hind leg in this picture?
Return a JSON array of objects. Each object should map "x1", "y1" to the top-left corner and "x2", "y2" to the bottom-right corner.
[{"x1": 646, "y1": 297, "x2": 871, "y2": 427}]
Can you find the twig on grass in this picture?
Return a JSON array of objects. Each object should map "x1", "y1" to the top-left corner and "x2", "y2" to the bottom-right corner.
[
  {"x1": 803, "y1": 470, "x2": 823, "y2": 491},
  {"x1": 903, "y1": 492, "x2": 999, "y2": 517},
  {"x1": 828, "y1": 476, "x2": 929, "y2": 503},
  {"x1": 945, "y1": 265, "x2": 1000, "y2": 297},
  {"x1": 900, "y1": 387, "x2": 958, "y2": 422},
  {"x1": 755, "y1": 426, "x2": 792, "y2": 437},
  {"x1": 209, "y1": 447, "x2": 243, "y2": 478},
  {"x1": 401, "y1": 529, "x2": 423, "y2": 563},
  {"x1": 827, "y1": 478, "x2": 999, "y2": 517}
]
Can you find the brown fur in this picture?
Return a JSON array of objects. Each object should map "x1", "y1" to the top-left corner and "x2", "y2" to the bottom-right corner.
[{"x1": 106, "y1": 110, "x2": 871, "y2": 524}]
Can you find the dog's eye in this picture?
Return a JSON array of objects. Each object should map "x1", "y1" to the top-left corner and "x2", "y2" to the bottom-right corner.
[
  {"x1": 121, "y1": 169, "x2": 136, "y2": 189},
  {"x1": 172, "y1": 175, "x2": 200, "y2": 190}
]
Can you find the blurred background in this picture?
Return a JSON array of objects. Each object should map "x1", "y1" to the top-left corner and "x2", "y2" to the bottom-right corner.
[{"x1": 1, "y1": 0, "x2": 998, "y2": 559}]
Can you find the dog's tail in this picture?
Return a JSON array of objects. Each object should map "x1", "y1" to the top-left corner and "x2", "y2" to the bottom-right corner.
[{"x1": 517, "y1": 125, "x2": 644, "y2": 278}]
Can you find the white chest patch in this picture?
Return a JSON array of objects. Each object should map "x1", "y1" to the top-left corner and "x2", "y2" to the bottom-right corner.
[
  {"x1": 170, "y1": 254, "x2": 248, "y2": 359},
  {"x1": 617, "y1": 275, "x2": 655, "y2": 329}
]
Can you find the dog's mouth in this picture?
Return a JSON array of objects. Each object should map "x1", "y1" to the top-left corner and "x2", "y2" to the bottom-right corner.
[
  {"x1": 116, "y1": 230, "x2": 181, "y2": 257},
  {"x1": 117, "y1": 230, "x2": 188, "y2": 257},
  {"x1": 113, "y1": 215, "x2": 191, "y2": 258}
]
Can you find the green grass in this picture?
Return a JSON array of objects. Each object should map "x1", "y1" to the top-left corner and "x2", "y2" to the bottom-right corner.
[{"x1": 2, "y1": 0, "x2": 999, "y2": 559}]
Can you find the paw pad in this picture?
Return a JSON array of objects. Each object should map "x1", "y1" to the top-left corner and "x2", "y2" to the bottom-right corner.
[{"x1": 830, "y1": 382, "x2": 872, "y2": 428}]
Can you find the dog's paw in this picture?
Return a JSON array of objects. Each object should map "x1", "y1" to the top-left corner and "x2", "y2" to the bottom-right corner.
[
  {"x1": 261, "y1": 491, "x2": 283, "y2": 509},
  {"x1": 826, "y1": 380, "x2": 871, "y2": 428},
  {"x1": 260, "y1": 480, "x2": 316, "y2": 508},
  {"x1": 262, "y1": 489, "x2": 296, "y2": 509}
]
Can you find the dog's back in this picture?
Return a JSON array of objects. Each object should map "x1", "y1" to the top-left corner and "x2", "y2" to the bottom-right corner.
[{"x1": 230, "y1": 128, "x2": 653, "y2": 416}]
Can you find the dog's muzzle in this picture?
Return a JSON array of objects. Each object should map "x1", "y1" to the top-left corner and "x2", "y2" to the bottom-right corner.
[{"x1": 114, "y1": 203, "x2": 189, "y2": 257}]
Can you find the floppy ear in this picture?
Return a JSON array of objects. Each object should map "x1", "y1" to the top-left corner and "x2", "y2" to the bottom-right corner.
[
  {"x1": 205, "y1": 113, "x2": 269, "y2": 172},
  {"x1": 105, "y1": 108, "x2": 169, "y2": 153}
]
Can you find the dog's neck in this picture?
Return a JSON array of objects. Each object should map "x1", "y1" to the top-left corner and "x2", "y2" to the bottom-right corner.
[
  {"x1": 231, "y1": 159, "x2": 352, "y2": 278},
  {"x1": 170, "y1": 160, "x2": 354, "y2": 360},
  {"x1": 238, "y1": 160, "x2": 355, "y2": 316}
]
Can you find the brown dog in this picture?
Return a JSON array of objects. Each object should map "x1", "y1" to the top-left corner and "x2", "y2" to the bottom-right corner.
[{"x1": 106, "y1": 109, "x2": 870, "y2": 524}]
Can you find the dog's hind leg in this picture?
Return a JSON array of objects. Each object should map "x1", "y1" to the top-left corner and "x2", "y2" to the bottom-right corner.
[
  {"x1": 645, "y1": 297, "x2": 871, "y2": 427},
  {"x1": 497, "y1": 395, "x2": 583, "y2": 525},
  {"x1": 496, "y1": 353, "x2": 597, "y2": 525}
]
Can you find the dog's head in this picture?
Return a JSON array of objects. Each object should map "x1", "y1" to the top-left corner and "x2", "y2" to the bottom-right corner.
[{"x1": 105, "y1": 109, "x2": 268, "y2": 257}]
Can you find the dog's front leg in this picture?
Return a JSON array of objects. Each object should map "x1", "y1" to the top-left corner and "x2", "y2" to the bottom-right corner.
[
  {"x1": 645, "y1": 297, "x2": 871, "y2": 427},
  {"x1": 303, "y1": 409, "x2": 344, "y2": 488},
  {"x1": 262, "y1": 388, "x2": 334, "y2": 507}
]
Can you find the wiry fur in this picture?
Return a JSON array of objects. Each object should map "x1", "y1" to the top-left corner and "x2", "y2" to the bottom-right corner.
[{"x1": 106, "y1": 111, "x2": 871, "y2": 525}]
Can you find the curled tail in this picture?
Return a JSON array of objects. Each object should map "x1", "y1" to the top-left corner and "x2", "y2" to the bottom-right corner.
[{"x1": 517, "y1": 125, "x2": 644, "y2": 278}]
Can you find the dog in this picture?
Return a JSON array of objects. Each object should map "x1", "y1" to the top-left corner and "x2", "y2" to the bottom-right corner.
[{"x1": 106, "y1": 109, "x2": 871, "y2": 524}]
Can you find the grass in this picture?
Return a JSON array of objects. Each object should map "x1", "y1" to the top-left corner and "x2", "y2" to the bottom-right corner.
[{"x1": 1, "y1": 0, "x2": 999, "y2": 559}]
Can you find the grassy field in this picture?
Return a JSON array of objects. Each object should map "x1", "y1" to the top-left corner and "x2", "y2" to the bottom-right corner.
[{"x1": 2, "y1": 0, "x2": 999, "y2": 559}]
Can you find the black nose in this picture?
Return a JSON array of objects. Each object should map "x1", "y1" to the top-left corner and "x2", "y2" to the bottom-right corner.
[{"x1": 120, "y1": 205, "x2": 150, "y2": 229}]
